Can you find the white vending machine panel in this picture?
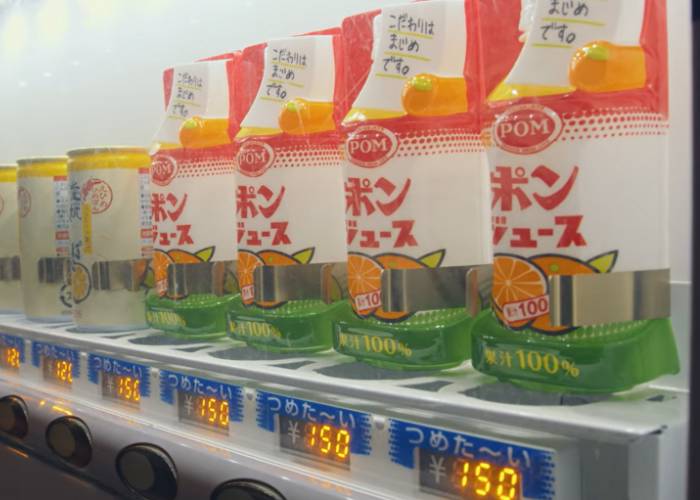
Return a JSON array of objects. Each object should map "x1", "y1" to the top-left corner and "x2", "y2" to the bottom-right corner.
[{"x1": 0, "y1": 313, "x2": 688, "y2": 500}]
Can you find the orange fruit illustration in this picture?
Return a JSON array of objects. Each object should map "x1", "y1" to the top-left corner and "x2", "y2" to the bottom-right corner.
[
  {"x1": 402, "y1": 74, "x2": 468, "y2": 117},
  {"x1": 179, "y1": 116, "x2": 231, "y2": 148},
  {"x1": 168, "y1": 249, "x2": 202, "y2": 264},
  {"x1": 569, "y1": 41, "x2": 646, "y2": 93},
  {"x1": 492, "y1": 255, "x2": 548, "y2": 329},
  {"x1": 259, "y1": 250, "x2": 298, "y2": 267},
  {"x1": 278, "y1": 98, "x2": 335, "y2": 135},
  {"x1": 529, "y1": 255, "x2": 597, "y2": 333},
  {"x1": 237, "y1": 251, "x2": 263, "y2": 305},
  {"x1": 347, "y1": 254, "x2": 383, "y2": 317},
  {"x1": 153, "y1": 247, "x2": 215, "y2": 297},
  {"x1": 374, "y1": 254, "x2": 424, "y2": 321},
  {"x1": 347, "y1": 252, "x2": 442, "y2": 321},
  {"x1": 166, "y1": 250, "x2": 204, "y2": 299},
  {"x1": 254, "y1": 250, "x2": 297, "y2": 308},
  {"x1": 153, "y1": 250, "x2": 174, "y2": 295},
  {"x1": 71, "y1": 263, "x2": 91, "y2": 304},
  {"x1": 251, "y1": 248, "x2": 315, "y2": 308}
]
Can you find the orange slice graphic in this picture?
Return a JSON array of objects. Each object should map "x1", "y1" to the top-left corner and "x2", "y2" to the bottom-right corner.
[
  {"x1": 259, "y1": 250, "x2": 299, "y2": 267},
  {"x1": 492, "y1": 255, "x2": 547, "y2": 329},
  {"x1": 153, "y1": 250, "x2": 174, "y2": 296},
  {"x1": 168, "y1": 249, "x2": 203, "y2": 265},
  {"x1": 72, "y1": 264, "x2": 91, "y2": 304},
  {"x1": 373, "y1": 254, "x2": 424, "y2": 321},
  {"x1": 347, "y1": 254, "x2": 383, "y2": 317},
  {"x1": 237, "y1": 251, "x2": 264, "y2": 305},
  {"x1": 529, "y1": 255, "x2": 596, "y2": 333}
]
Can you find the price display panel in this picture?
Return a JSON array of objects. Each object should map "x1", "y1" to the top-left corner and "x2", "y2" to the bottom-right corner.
[
  {"x1": 102, "y1": 372, "x2": 141, "y2": 407},
  {"x1": 32, "y1": 342, "x2": 80, "y2": 388},
  {"x1": 0, "y1": 334, "x2": 24, "y2": 372},
  {"x1": 42, "y1": 356, "x2": 74, "y2": 386},
  {"x1": 389, "y1": 419, "x2": 556, "y2": 500},
  {"x1": 279, "y1": 415, "x2": 351, "y2": 468},
  {"x1": 161, "y1": 370, "x2": 243, "y2": 435},
  {"x1": 88, "y1": 354, "x2": 150, "y2": 410},
  {"x1": 419, "y1": 449, "x2": 520, "y2": 499},
  {"x1": 0, "y1": 346, "x2": 20, "y2": 371},
  {"x1": 178, "y1": 391, "x2": 230, "y2": 434}
]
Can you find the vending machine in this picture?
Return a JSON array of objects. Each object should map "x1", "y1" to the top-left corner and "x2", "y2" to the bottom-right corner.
[{"x1": 0, "y1": 1, "x2": 691, "y2": 499}]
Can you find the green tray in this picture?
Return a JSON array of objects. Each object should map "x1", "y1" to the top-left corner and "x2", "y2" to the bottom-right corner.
[
  {"x1": 333, "y1": 307, "x2": 473, "y2": 371},
  {"x1": 471, "y1": 312, "x2": 679, "y2": 393}
]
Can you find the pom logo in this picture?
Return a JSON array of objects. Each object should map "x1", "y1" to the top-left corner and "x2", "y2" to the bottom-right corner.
[
  {"x1": 237, "y1": 141, "x2": 275, "y2": 177},
  {"x1": 493, "y1": 104, "x2": 563, "y2": 154},
  {"x1": 151, "y1": 154, "x2": 178, "y2": 186},
  {"x1": 345, "y1": 125, "x2": 398, "y2": 168}
]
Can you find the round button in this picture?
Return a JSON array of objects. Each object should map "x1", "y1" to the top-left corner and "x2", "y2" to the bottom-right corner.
[
  {"x1": 116, "y1": 444, "x2": 177, "y2": 500},
  {"x1": 0, "y1": 396, "x2": 28, "y2": 438},
  {"x1": 45, "y1": 416, "x2": 92, "y2": 467},
  {"x1": 211, "y1": 480, "x2": 285, "y2": 500}
]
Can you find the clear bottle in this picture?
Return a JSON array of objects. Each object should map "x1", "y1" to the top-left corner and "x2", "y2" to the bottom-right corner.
[
  {"x1": 471, "y1": 0, "x2": 678, "y2": 392},
  {"x1": 226, "y1": 33, "x2": 351, "y2": 353},
  {"x1": 145, "y1": 54, "x2": 240, "y2": 338},
  {"x1": 333, "y1": 0, "x2": 491, "y2": 370}
]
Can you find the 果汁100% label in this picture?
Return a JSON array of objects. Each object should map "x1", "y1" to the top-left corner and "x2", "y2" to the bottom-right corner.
[
  {"x1": 336, "y1": 331, "x2": 413, "y2": 359},
  {"x1": 484, "y1": 347, "x2": 580, "y2": 379}
]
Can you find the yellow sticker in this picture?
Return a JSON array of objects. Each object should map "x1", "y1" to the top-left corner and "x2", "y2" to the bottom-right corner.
[{"x1": 82, "y1": 202, "x2": 92, "y2": 255}]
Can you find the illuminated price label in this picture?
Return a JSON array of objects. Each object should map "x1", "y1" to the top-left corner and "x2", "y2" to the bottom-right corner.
[
  {"x1": 0, "y1": 347, "x2": 20, "y2": 371},
  {"x1": 32, "y1": 342, "x2": 80, "y2": 388},
  {"x1": 279, "y1": 415, "x2": 351, "y2": 467},
  {"x1": 389, "y1": 420, "x2": 555, "y2": 500},
  {"x1": 256, "y1": 391, "x2": 372, "y2": 466},
  {"x1": 42, "y1": 356, "x2": 74, "y2": 386},
  {"x1": 102, "y1": 373, "x2": 141, "y2": 406},
  {"x1": 178, "y1": 392, "x2": 229, "y2": 433},
  {"x1": 159, "y1": 370, "x2": 244, "y2": 433},
  {"x1": 88, "y1": 354, "x2": 150, "y2": 409},
  {"x1": 0, "y1": 334, "x2": 24, "y2": 371},
  {"x1": 419, "y1": 450, "x2": 521, "y2": 499}
]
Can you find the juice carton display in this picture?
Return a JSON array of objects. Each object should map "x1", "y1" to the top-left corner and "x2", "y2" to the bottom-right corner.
[
  {"x1": 472, "y1": 0, "x2": 678, "y2": 392},
  {"x1": 0, "y1": 164, "x2": 22, "y2": 313},
  {"x1": 227, "y1": 32, "x2": 351, "y2": 353},
  {"x1": 146, "y1": 54, "x2": 240, "y2": 338},
  {"x1": 16, "y1": 157, "x2": 72, "y2": 322},
  {"x1": 333, "y1": 0, "x2": 491, "y2": 370},
  {"x1": 67, "y1": 147, "x2": 152, "y2": 332}
]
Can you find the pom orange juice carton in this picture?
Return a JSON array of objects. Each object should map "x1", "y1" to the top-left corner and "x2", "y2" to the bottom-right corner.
[
  {"x1": 67, "y1": 147, "x2": 151, "y2": 332},
  {"x1": 227, "y1": 31, "x2": 351, "y2": 353},
  {"x1": 0, "y1": 164, "x2": 22, "y2": 313},
  {"x1": 16, "y1": 157, "x2": 71, "y2": 322},
  {"x1": 333, "y1": 0, "x2": 491, "y2": 370},
  {"x1": 146, "y1": 54, "x2": 240, "y2": 338},
  {"x1": 472, "y1": 0, "x2": 678, "y2": 392}
]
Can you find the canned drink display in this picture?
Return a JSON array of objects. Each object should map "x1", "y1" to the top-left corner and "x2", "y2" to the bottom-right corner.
[
  {"x1": 16, "y1": 157, "x2": 71, "y2": 322},
  {"x1": 0, "y1": 164, "x2": 22, "y2": 313},
  {"x1": 67, "y1": 147, "x2": 152, "y2": 332}
]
